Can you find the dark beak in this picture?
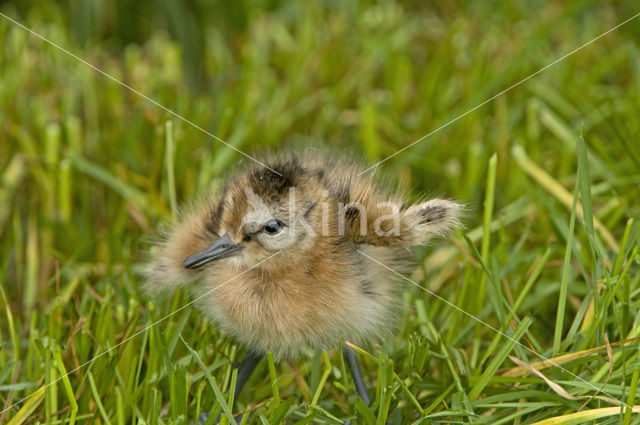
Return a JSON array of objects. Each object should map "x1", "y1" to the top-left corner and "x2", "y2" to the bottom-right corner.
[{"x1": 182, "y1": 233, "x2": 244, "y2": 269}]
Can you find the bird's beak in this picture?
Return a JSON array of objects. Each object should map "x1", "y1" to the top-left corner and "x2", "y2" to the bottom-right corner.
[{"x1": 182, "y1": 233, "x2": 244, "y2": 269}]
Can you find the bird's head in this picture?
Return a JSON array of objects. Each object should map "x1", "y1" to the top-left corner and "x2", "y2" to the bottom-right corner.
[{"x1": 182, "y1": 160, "x2": 324, "y2": 271}]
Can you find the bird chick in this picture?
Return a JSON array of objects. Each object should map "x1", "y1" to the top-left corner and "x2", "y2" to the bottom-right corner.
[
  {"x1": 147, "y1": 152, "x2": 461, "y2": 358},
  {"x1": 145, "y1": 151, "x2": 460, "y2": 410}
]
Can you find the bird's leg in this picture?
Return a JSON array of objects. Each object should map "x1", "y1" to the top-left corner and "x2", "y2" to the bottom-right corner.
[
  {"x1": 232, "y1": 350, "x2": 263, "y2": 402},
  {"x1": 342, "y1": 344, "x2": 371, "y2": 405},
  {"x1": 199, "y1": 350, "x2": 264, "y2": 425}
]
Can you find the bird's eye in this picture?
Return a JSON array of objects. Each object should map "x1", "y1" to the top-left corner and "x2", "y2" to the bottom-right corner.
[{"x1": 263, "y1": 219, "x2": 283, "y2": 235}]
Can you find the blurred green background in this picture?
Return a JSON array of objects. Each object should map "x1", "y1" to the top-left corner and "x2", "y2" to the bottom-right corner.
[{"x1": 1, "y1": 1, "x2": 640, "y2": 424}]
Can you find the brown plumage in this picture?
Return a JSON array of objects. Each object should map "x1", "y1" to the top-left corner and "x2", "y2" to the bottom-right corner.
[{"x1": 145, "y1": 151, "x2": 461, "y2": 360}]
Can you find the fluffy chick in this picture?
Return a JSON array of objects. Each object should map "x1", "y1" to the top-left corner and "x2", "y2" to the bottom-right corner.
[{"x1": 145, "y1": 152, "x2": 461, "y2": 359}]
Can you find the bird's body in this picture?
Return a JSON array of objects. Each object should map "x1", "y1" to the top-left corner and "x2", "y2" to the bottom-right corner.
[{"x1": 146, "y1": 152, "x2": 460, "y2": 359}]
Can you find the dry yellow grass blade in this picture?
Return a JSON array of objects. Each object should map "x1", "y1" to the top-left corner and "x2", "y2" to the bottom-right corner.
[
  {"x1": 0, "y1": 154, "x2": 27, "y2": 237},
  {"x1": 579, "y1": 282, "x2": 602, "y2": 332},
  {"x1": 501, "y1": 337, "x2": 640, "y2": 377},
  {"x1": 511, "y1": 145, "x2": 619, "y2": 252},
  {"x1": 6, "y1": 387, "x2": 45, "y2": 425},
  {"x1": 508, "y1": 355, "x2": 620, "y2": 406},
  {"x1": 528, "y1": 406, "x2": 640, "y2": 425}
]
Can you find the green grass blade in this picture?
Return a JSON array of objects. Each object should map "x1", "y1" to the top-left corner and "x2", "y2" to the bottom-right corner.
[
  {"x1": 469, "y1": 317, "x2": 532, "y2": 400},
  {"x1": 553, "y1": 170, "x2": 579, "y2": 355},
  {"x1": 165, "y1": 120, "x2": 178, "y2": 218},
  {"x1": 180, "y1": 335, "x2": 237, "y2": 425}
]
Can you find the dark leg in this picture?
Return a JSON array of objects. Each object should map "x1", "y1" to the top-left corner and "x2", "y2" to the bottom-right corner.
[
  {"x1": 342, "y1": 344, "x2": 371, "y2": 405},
  {"x1": 232, "y1": 350, "x2": 263, "y2": 403},
  {"x1": 199, "y1": 350, "x2": 264, "y2": 425}
]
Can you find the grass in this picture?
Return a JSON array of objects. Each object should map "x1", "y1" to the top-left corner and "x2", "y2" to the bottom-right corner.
[{"x1": 1, "y1": 0, "x2": 640, "y2": 423}]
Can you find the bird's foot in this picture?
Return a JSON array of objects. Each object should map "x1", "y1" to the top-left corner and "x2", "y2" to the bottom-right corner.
[{"x1": 198, "y1": 412, "x2": 209, "y2": 425}]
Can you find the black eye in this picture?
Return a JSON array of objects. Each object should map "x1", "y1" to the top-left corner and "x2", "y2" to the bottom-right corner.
[{"x1": 263, "y1": 219, "x2": 283, "y2": 235}]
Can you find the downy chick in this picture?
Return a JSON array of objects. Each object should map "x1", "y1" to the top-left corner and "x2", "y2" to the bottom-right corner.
[{"x1": 145, "y1": 151, "x2": 461, "y2": 409}]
